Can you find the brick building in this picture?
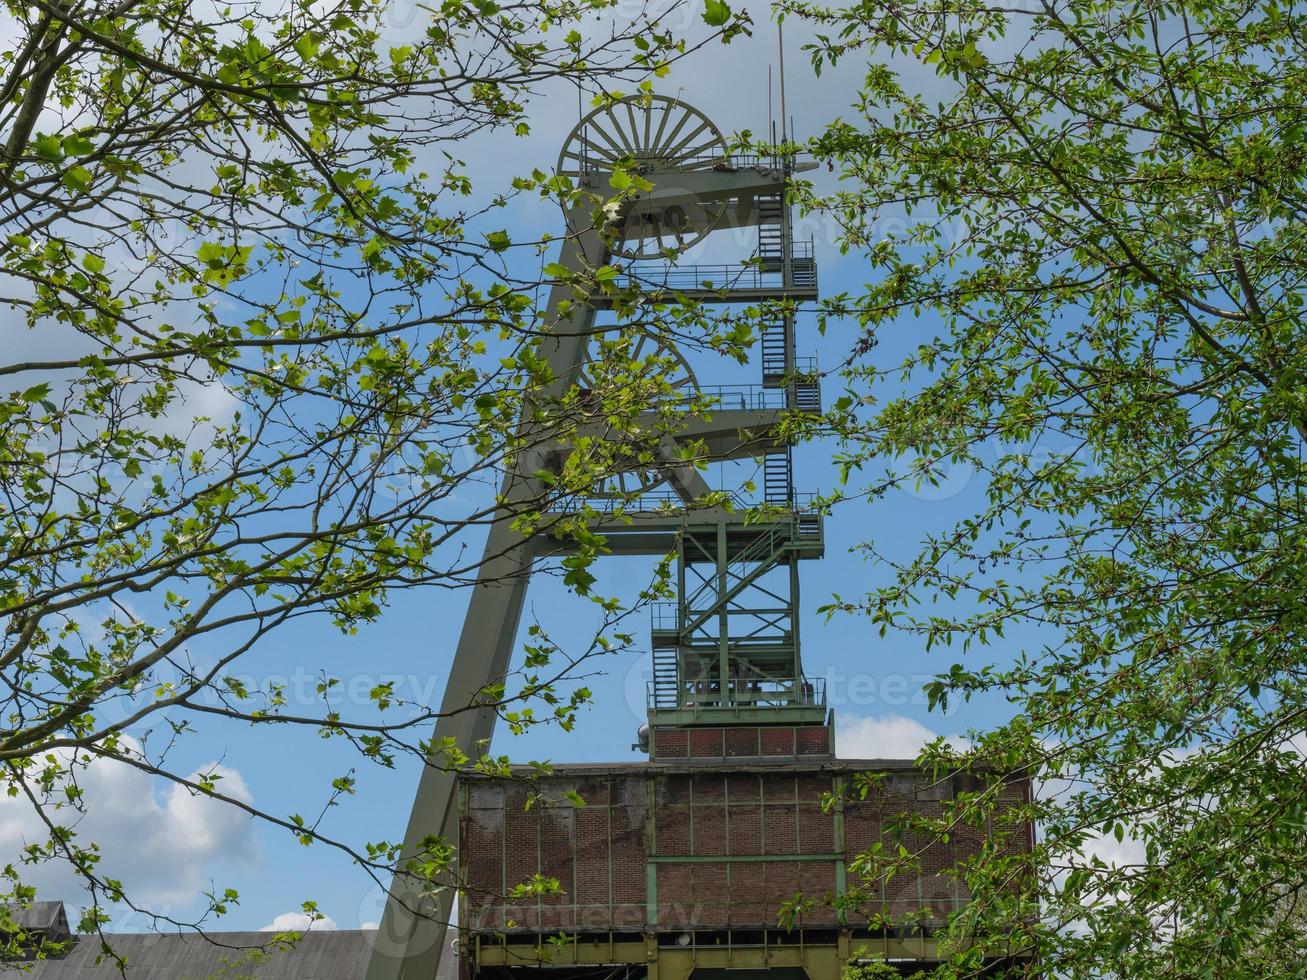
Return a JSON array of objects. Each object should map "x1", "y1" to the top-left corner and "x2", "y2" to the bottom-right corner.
[{"x1": 457, "y1": 724, "x2": 1032, "y2": 978}]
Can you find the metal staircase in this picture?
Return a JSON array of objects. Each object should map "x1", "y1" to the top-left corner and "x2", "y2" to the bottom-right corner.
[
  {"x1": 793, "y1": 364, "x2": 821, "y2": 413},
  {"x1": 757, "y1": 195, "x2": 784, "y2": 268},
  {"x1": 763, "y1": 450, "x2": 793, "y2": 506},
  {"x1": 651, "y1": 640, "x2": 679, "y2": 708},
  {"x1": 761, "y1": 317, "x2": 788, "y2": 386}
]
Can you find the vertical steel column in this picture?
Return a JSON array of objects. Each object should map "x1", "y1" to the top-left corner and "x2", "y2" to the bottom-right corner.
[
  {"x1": 780, "y1": 160, "x2": 796, "y2": 394},
  {"x1": 715, "y1": 521, "x2": 730, "y2": 705},
  {"x1": 790, "y1": 556, "x2": 803, "y2": 693},
  {"x1": 645, "y1": 775, "x2": 658, "y2": 929},
  {"x1": 832, "y1": 774, "x2": 847, "y2": 907},
  {"x1": 677, "y1": 532, "x2": 687, "y2": 708}
]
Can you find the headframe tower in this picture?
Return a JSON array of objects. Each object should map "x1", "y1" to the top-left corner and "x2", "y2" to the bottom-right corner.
[{"x1": 367, "y1": 95, "x2": 826, "y2": 980}]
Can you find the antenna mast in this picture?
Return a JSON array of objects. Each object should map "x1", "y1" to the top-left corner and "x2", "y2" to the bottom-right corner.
[{"x1": 778, "y1": 20, "x2": 788, "y2": 143}]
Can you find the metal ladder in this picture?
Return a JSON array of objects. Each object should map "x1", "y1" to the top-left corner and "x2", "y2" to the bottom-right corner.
[
  {"x1": 757, "y1": 194, "x2": 784, "y2": 265},
  {"x1": 792, "y1": 376, "x2": 821, "y2": 413},
  {"x1": 763, "y1": 449, "x2": 793, "y2": 506},
  {"x1": 651, "y1": 645, "x2": 679, "y2": 707},
  {"x1": 761, "y1": 316, "x2": 788, "y2": 387}
]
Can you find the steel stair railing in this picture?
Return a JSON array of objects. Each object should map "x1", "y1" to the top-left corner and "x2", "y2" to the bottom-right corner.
[{"x1": 679, "y1": 522, "x2": 785, "y2": 615}]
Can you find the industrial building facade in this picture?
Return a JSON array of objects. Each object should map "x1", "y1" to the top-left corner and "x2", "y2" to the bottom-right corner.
[{"x1": 459, "y1": 753, "x2": 1032, "y2": 977}]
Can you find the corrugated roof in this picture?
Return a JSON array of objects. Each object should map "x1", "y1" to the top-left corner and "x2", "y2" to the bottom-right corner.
[
  {"x1": 4, "y1": 900, "x2": 464, "y2": 979},
  {"x1": 14, "y1": 929, "x2": 458, "y2": 979},
  {"x1": 4, "y1": 901, "x2": 71, "y2": 939}
]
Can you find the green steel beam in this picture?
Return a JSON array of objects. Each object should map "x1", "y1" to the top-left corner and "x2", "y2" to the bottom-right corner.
[
  {"x1": 833, "y1": 775, "x2": 847, "y2": 910},
  {"x1": 645, "y1": 776, "x2": 658, "y2": 928},
  {"x1": 647, "y1": 853, "x2": 844, "y2": 864}
]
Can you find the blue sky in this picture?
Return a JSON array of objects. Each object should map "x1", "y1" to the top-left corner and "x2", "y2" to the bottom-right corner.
[{"x1": 5, "y1": 0, "x2": 1056, "y2": 934}]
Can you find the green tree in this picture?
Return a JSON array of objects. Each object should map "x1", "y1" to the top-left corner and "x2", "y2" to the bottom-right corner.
[
  {"x1": 0, "y1": 0, "x2": 747, "y2": 958},
  {"x1": 779, "y1": 0, "x2": 1307, "y2": 975},
  {"x1": 844, "y1": 959, "x2": 903, "y2": 979}
]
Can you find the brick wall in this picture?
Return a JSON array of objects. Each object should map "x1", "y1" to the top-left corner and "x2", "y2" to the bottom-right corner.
[
  {"x1": 460, "y1": 763, "x2": 1029, "y2": 936},
  {"x1": 651, "y1": 725, "x2": 831, "y2": 761}
]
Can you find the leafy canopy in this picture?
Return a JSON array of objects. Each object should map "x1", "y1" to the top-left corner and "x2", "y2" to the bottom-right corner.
[
  {"x1": 0, "y1": 0, "x2": 748, "y2": 954},
  {"x1": 783, "y1": 0, "x2": 1307, "y2": 974}
]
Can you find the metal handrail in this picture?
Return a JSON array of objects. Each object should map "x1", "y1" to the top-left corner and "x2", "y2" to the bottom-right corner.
[
  {"x1": 787, "y1": 240, "x2": 816, "y2": 261},
  {"x1": 555, "y1": 490, "x2": 824, "y2": 516},
  {"x1": 695, "y1": 385, "x2": 788, "y2": 411},
  {"x1": 650, "y1": 602, "x2": 677, "y2": 631},
  {"x1": 651, "y1": 377, "x2": 822, "y2": 413},
  {"x1": 616, "y1": 249, "x2": 817, "y2": 294},
  {"x1": 645, "y1": 676, "x2": 828, "y2": 711},
  {"x1": 568, "y1": 152, "x2": 804, "y2": 175}
]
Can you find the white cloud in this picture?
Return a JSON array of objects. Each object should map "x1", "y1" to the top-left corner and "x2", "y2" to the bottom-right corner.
[
  {"x1": 1078, "y1": 827, "x2": 1147, "y2": 871},
  {"x1": 260, "y1": 911, "x2": 338, "y2": 932},
  {"x1": 0, "y1": 742, "x2": 259, "y2": 908},
  {"x1": 836, "y1": 713, "x2": 972, "y2": 759},
  {"x1": 360, "y1": 920, "x2": 379, "y2": 931}
]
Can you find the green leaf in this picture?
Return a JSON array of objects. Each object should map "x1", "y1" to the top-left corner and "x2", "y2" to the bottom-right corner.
[
  {"x1": 62, "y1": 166, "x2": 94, "y2": 191},
  {"x1": 197, "y1": 241, "x2": 226, "y2": 266},
  {"x1": 702, "y1": 0, "x2": 731, "y2": 26},
  {"x1": 33, "y1": 134, "x2": 63, "y2": 161},
  {"x1": 63, "y1": 134, "x2": 95, "y2": 157},
  {"x1": 294, "y1": 33, "x2": 320, "y2": 61}
]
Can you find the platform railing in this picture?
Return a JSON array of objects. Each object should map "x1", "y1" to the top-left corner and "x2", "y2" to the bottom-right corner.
[
  {"x1": 690, "y1": 384, "x2": 789, "y2": 411},
  {"x1": 634, "y1": 369, "x2": 821, "y2": 415},
  {"x1": 568, "y1": 152, "x2": 803, "y2": 176},
  {"x1": 645, "y1": 675, "x2": 827, "y2": 712},
  {"x1": 557, "y1": 489, "x2": 823, "y2": 516},
  {"x1": 614, "y1": 245, "x2": 817, "y2": 295},
  {"x1": 650, "y1": 602, "x2": 678, "y2": 632}
]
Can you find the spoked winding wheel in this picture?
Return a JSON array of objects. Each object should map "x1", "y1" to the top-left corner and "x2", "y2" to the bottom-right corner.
[
  {"x1": 577, "y1": 328, "x2": 698, "y2": 497},
  {"x1": 558, "y1": 96, "x2": 730, "y2": 260}
]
